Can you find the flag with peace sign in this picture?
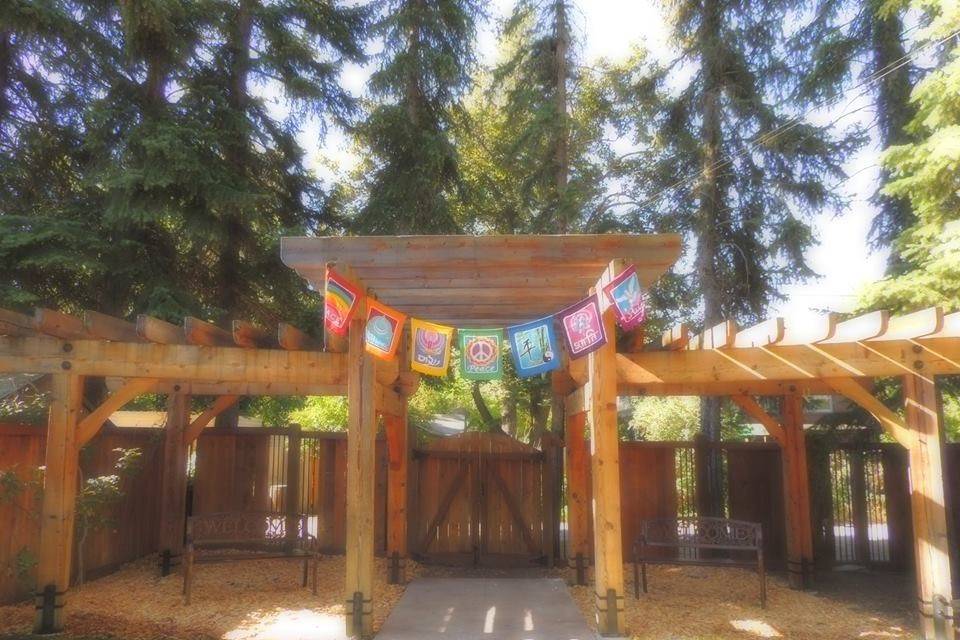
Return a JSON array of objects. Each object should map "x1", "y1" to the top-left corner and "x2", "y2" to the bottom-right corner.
[{"x1": 459, "y1": 328, "x2": 503, "y2": 380}]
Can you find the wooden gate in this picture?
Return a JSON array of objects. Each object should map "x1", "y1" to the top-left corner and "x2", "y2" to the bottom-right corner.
[{"x1": 411, "y1": 432, "x2": 557, "y2": 566}]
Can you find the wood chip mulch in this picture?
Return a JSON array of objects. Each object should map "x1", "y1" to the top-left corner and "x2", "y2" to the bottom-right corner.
[{"x1": 0, "y1": 554, "x2": 421, "y2": 640}]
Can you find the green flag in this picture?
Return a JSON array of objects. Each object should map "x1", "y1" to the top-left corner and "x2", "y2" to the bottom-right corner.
[{"x1": 459, "y1": 328, "x2": 503, "y2": 380}]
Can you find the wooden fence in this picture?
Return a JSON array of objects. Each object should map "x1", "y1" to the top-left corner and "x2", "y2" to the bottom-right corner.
[
  {"x1": 0, "y1": 424, "x2": 164, "y2": 604},
  {"x1": 3, "y1": 422, "x2": 960, "y2": 605}
]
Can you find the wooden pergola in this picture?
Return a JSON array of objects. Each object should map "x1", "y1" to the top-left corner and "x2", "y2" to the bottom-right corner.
[{"x1": 0, "y1": 234, "x2": 957, "y2": 640}]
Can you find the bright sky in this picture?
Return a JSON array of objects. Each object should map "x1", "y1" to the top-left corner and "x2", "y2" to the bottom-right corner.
[{"x1": 302, "y1": 0, "x2": 889, "y2": 322}]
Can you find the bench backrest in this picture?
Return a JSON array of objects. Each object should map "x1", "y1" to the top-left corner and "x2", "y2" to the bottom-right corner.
[
  {"x1": 187, "y1": 512, "x2": 308, "y2": 548},
  {"x1": 640, "y1": 517, "x2": 762, "y2": 551}
]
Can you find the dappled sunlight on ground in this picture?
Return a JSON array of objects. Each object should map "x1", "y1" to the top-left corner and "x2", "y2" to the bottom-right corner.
[
  {"x1": 567, "y1": 564, "x2": 916, "y2": 640},
  {"x1": 0, "y1": 554, "x2": 415, "y2": 640}
]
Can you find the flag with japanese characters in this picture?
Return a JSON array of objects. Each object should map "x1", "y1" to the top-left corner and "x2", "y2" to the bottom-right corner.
[{"x1": 507, "y1": 317, "x2": 560, "y2": 377}]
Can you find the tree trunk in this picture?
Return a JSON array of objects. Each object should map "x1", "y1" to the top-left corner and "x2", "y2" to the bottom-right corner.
[
  {"x1": 471, "y1": 381, "x2": 499, "y2": 431},
  {"x1": 696, "y1": 0, "x2": 726, "y2": 517},
  {"x1": 501, "y1": 388, "x2": 518, "y2": 437},
  {"x1": 552, "y1": 0, "x2": 570, "y2": 233},
  {"x1": 870, "y1": 6, "x2": 915, "y2": 268},
  {"x1": 0, "y1": 31, "x2": 11, "y2": 127},
  {"x1": 527, "y1": 384, "x2": 551, "y2": 447}
]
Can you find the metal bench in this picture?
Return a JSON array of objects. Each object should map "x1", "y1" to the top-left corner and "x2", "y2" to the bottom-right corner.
[
  {"x1": 633, "y1": 516, "x2": 766, "y2": 608},
  {"x1": 183, "y1": 511, "x2": 320, "y2": 604}
]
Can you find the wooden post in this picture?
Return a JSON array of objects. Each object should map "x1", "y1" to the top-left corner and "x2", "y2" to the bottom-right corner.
[
  {"x1": 565, "y1": 410, "x2": 590, "y2": 585},
  {"x1": 34, "y1": 373, "x2": 84, "y2": 634},
  {"x1": 541, "y1": 433, "x2": 561, "y2": 569},
  {"x1": 345, "y1": 316, "x2": 376, "y2": 638},
  {"x1": 384, "y1": 408, "x2": 409, "y2": 584},
  {"x1": 780, "y1": 394, "x2": 814, "y2": 589},
  {"x1": 586, "y1": 272, "x2": 626, "y2": 637},
  {"x1": 158, "y1": 391, "x2": 191, "y2": 575},
  {"x1": 903, "y1": 374, "x2": 955, "y2": 640},
  {"x1": 286, "y1": 423, "x2": 302, "y2": 545}
]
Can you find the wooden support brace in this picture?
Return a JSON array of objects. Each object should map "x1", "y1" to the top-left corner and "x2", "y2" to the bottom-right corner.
[
  {"x1": 824, "y1": 377, "x2": 914, "y2": 448},
  {"x1": 729, "y1": 394, "x2": 786, "y2": 444},
  {"x1": 76, "y1": 378, "x2": 159, "y2": 446},
  {"x1": 182, "y1": 395, "x2": 240, "y2": 446}
]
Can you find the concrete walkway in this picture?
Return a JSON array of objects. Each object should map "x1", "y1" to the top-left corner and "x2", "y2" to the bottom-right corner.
[{"x1": 376, "y1": 578, "x2": 596, "y2": 640}]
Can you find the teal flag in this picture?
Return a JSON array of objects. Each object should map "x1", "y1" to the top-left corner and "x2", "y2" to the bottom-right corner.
[{"x1": 459, "y1": 328, "x2": 503, "y2": 380}]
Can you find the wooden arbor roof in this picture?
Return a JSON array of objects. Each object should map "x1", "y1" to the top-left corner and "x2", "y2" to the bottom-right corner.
[{"x1": 281, "y1": 234, "x2": 683, "y2": 326}]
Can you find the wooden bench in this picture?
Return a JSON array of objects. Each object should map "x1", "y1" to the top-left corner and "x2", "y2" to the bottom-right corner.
[
  {"x1": 183, "y1": 511, "x2": 320, "y2": 604},
  {"x1": 633, "y1": 516, "x2": 766, "y2": 608}
]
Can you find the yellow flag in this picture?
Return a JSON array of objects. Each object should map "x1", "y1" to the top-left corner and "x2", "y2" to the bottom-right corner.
[{"x1": 410, "y1": 318, "x2": 455, "y2": 376}]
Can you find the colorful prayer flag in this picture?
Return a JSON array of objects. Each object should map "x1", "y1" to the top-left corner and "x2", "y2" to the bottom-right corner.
[
  {"x1": 323, "y1": 268, "x2": 362, "y2": 336},
  {"x1": 411, "y1": 318, "x2": 454, "y2": 377},
  {"x1": 557, "y1": 294, "x2": 607, "y2": 358},
  {"x1": 459, "y1": 329, "x2": 503, "y2": 380},
  {"x1": 507, "y1": 317, "x2": 560, "y2": 377},
  {"x1": 364, "y1": 300, "x2": 406, "y2": 360},
  {"x1": 602, "y1": 264, "x2": 646, "y2": 330}
]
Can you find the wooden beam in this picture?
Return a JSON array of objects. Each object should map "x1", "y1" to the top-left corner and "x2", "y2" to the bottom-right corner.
[
  {"x1": 158, "y1": 392, "x2": 191, "y2": 571},
  {"x1": 615, "y1": 335, "x2": 960, "y2": 386},
  {"x1": 868, "y1": 307, "x2": 944, "y2": 342},
  {"x1": 780, "y1": 312, "x2": 838, "y2": 346},
  {"x1": 34, "y1": 308, "x2": 88, "y2": 340},
  {"x1": 277, "y1": 322, "x2": 320, "y2": 350},
  {"x1": 182, "y1": 395, "x2": 240, "y2": 445},
  {"x1": 565, "y1": 410, "x2": 590, "y2": 585},
  {"x1": 824, "y1": 377, "x2": 913, "y2": 448},
  {"x1": 586, "y1": 260, "x2": 626, "y2": 636},
  {"x1": 136, "y1": 315, "x2": 184, "y2": 344},
  {"x1": 34, "y1": 373, "x2": 84, "y2": 633},
  {"x1": 83, "y1": 311, "x2": 141, "y2": 342},
  {"x1": 903, "y1": 373, "x2": 955, "y2": 639},
  {"x1": 0, "y1": 337, "x2": 348, "y2": 386},
  {"x1": 729, "y1": 395, "x2": 785, "y2": 443},
  {"x1": 344, "y1": 315, "x2": 376, "y2": 637},
  {"x1": 660, "y1": 323, "x2": 690, "y2": 350},
  {"x1": 183, "y1": 317, "x2": 233, "y2": 347},
  {"x1": 688, "y1": 319, "x2": 737, "y2": 350},
  {"x1": 780, "y1": 394, "x2": 814, "y2": 590},
  {"x1": 734, "y1": 317, "x2": 785, "y2": 348},
  {"x1": 76, "y1": 378, "x2": 159, "y2": 446},
  {"x1": 106, "y1": 378, "x2": 344, "y2": 397},
  {"x1": 619, "y1": 379, "x2": 834, "y2": 397},
  {"x1": 232, "y1": 320, "x2": 273, "y2": 348},
  {"x1": 819, "y1": 310, "x2": 889, "y2": 344},
  {"x1": 0, "y1": 309, "x2": 36, "y2": 335}
]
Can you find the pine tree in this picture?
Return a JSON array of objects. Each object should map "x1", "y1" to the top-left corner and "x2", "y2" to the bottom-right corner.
[
  {"x1": 351, "y1": 0, "x2": 482, "y2": 234},
  {"x1": 598, "y1": 1, "x2": 856, "y2": 513},
  {"x1": 860, "y1": 0, "x2": 960, "y2": 312},
  {"x1": 800, "y1": 0, "x2": 917, "y2": 266}
]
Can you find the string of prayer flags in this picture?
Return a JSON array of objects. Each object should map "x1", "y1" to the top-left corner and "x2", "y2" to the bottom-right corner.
[
  {"x1": 557, "y1": 294, "x2": 607, "y2": 359},
  {"x1": 507, "y1": 317, "x2": 559, "y2": 377},
  {"x1": 411, "y1": 318, "x2": 455, "y2": 377},
  {"x1": 364, "y1": 300, "x2": 406, "y2": 360},
  {"x1": 602, "y1": 264, "x2": 646, "y2": 330},
  {"x1": 459, "y1": 329, "x2": 503, "y2": 380},
  {"x1": 323, "y1": 268, "x2": 362, "y2": 336}
]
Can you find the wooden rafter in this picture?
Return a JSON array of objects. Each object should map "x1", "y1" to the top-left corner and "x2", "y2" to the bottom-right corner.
[
  {"x1": 661, "y1": 323, "x2": 690, "y2": 350},
  {"x1": 35, "y1": 308, "x2": 88, "y2": 340},
  {"x1": 83, "y1": 311, "x2": 142, "y2": 342},
  {"x1": 277, "y1": 322, "x2": 319, "y2": 351},
  {"x1": 137, "y1": 315, "x2": 184, "y2": 344},
  {"x1": 182, "y1": 395, "x2": 240, "y2": 445},
  {"x1": 77, "y1": 378, "x2": 159, "y2": 446},
  {"x1": 184, "y1": 317, "x2": 233, "y2": 347},
  {"x1": 232, "y1": 320, "x2": 273, "y2": 348}
]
